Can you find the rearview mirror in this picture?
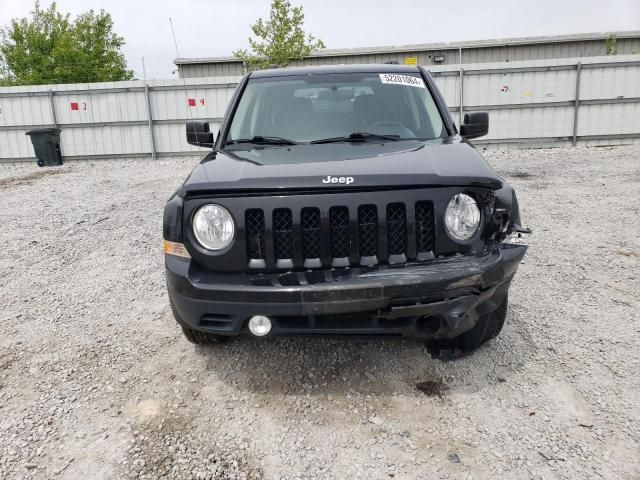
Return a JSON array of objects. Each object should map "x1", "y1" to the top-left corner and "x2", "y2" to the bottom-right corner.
[
  {"x1": 186, "y1": 121, "x2": 214, "y2": 148},
  {"x1": 460, "y1": 112, "x2": 489, "y2": 140}
]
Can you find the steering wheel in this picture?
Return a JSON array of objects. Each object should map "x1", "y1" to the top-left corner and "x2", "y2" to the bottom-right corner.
[{"x1": 364, "y1": 121, "x2": 416, "y2": 138}]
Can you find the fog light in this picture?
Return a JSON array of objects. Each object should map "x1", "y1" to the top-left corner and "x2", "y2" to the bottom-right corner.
[{"x1": 248, "y1": 315, "x2": 272, "y2": 336}]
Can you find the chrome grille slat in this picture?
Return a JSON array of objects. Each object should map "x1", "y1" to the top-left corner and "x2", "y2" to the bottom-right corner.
[
  {"x1": 301, "y1": 207, "x2": 322, "y2": 261},
  {"x1": 245, "y1": 209, "x2": 265, "y2": 260},
  {"x1": 329, "y1": 206, "x2": 350, "y2": 259},
  {"x1": 358, "y1": 205, "x2": 378, "y2": 258},
  {"x1": 273, "y1": 208, "x2": 293, "y2": 260},
  {"x1": 415, "y1": 201, "x2": 435, "y2": 254},
  {"x1": 386, "y1": 203, "x2": 407, "y2": 255}
]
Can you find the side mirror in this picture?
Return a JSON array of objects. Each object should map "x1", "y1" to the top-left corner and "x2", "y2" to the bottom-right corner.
[
  {"x1": 186, "y1": 121, "x2": 214, "y2": 148},
  {"x1": 460, "y1": 112, "x2": 489, "y2": 140}
]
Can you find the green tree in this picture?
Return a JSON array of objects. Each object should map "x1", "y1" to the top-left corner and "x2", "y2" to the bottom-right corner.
[
  {"x1": 233, "y1": 0, "x2": 325, "y2": 70},
  {"x1": 0, "y1": 2, "x2": 134, "y2": 86}
]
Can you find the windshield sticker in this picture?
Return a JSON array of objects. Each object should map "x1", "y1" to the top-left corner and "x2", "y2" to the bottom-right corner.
[{"x1": 379, "y1": 74, "x2": 425, "y2": 88}]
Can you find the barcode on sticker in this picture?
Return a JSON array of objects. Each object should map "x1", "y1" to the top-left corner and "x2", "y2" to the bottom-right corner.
[{"x1": 379, "y1": 74, "x2": 425, "y2": 88}]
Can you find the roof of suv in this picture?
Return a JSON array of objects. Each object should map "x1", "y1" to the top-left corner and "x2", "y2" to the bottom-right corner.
[{"x1": 249, "y1": 64, "x2": 422, "y2": 78}]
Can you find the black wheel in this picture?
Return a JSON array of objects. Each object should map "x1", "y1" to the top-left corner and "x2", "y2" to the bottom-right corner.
[
  {"x1": 37, "y1": 159, "x2": 45, "y2": 167},
  {"x1": 426, "y1": 295, "x2": 508, "y2": 361},
  {"x1": 180, "y1": 324, "x2": 228, "y2": 345},
  {"x1": 168, "y1": 295, "x2": 228, "y2": 345}
]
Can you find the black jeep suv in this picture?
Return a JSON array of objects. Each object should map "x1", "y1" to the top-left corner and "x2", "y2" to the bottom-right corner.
[{"x1": 163, "y1": 64, "x2": 528, "y2": 359}]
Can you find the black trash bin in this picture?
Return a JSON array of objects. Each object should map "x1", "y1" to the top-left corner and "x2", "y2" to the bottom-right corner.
[{"x1": 25, "y1": 128, "x2": 63, "y2": 167}]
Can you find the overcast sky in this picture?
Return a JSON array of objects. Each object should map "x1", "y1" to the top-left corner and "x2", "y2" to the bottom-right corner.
[{"x1": 1, "y1": 0, "x2": 639, "y2": 79}]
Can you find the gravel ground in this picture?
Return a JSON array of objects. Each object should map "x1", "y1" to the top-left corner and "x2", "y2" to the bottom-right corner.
[{"x1": 0, "y1": 145, "x2": 639, "y2": 480}]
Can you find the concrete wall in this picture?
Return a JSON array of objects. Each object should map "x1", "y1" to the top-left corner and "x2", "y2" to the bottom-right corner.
[{"x1": 1, "y1": 55, "x2": 639, "y2": 162}]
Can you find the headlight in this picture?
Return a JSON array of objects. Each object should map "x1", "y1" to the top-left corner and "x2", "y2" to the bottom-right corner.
[
  {"x1": 444, "y1": 193, "x2": 481, "y2": 241},
  {"x1": 193, "y1": 204, "x2": 235, "y2": 250}
]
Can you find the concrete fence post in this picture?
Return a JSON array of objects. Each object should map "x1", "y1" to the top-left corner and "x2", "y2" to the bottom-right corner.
[
  {"x1": 48, "y1": 89, "x2": 58, "y2": 128},
  {"x1": 144, "y1": 83, "x2": 157, "y2": 160},
  {"x1": 572, "y1": 62, "x2": 582, "y2": 147},
  {"x1": 458, "y1": 68, "x2": 464, "y2": 127}
]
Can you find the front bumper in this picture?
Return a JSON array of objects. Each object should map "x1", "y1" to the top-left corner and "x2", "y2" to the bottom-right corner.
[{"x1": 166, "y1": 244, "x2": 526, "y2": 340}]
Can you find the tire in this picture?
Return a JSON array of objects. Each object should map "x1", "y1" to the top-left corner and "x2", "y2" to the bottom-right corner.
[
  {"x1": 180, "y1": 324, "x2": 228, "y2": 345},
  {"x1": 426, "y1": 295, "x2": 508, "y2": 361},
  {"x1": 168, "y1": 295, "x2": 228, "y2": 345}
]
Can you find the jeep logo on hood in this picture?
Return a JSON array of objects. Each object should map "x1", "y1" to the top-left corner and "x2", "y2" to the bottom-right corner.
[{"x1": 322, "y1": 175, "x2": 354, "y2": 185}]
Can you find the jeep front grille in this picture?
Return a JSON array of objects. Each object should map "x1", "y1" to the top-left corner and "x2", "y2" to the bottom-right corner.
[{"x1": 244, "y1": 201, "x2": 435, "y2": 270}]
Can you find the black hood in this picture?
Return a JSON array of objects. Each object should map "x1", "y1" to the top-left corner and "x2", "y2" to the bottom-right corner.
[{"x1": 179, "y1": 139, "x2": 502, "y2": 194}]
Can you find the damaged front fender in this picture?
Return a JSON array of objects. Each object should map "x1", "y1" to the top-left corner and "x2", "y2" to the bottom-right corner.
[{"x1": 493, "y1": 181, "x2": 531, "y2": 238}]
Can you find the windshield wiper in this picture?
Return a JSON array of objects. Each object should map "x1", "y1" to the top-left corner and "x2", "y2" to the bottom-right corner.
[
  {"x1": 225, "y1": 135, "x2": 298, "y2": 146},
  {"x1": 310, "y1": 132, "x2": 400, "y2": 144}
]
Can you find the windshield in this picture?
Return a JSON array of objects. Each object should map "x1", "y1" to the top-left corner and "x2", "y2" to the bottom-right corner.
[{"x1": 225, "y1": 72, "x2": 446, "y2": 146}]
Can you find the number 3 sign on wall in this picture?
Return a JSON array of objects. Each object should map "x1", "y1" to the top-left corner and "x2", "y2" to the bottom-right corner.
[{"x1": 70, "y1": 102, "x2": 88, "y2": 111}]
